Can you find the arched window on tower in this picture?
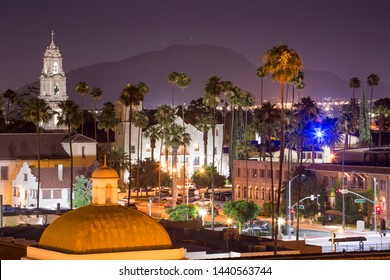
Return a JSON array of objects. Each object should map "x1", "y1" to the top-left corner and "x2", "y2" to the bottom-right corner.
[
  {"x1": 54, "y1": 84, "x2": 60, "y2": 96},
  {"x1": 53, "y1": 62, "x2": 59, "y2": 74}
]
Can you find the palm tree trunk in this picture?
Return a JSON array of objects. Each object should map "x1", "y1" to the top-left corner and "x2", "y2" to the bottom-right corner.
[
  {"x1": 203, "y1": 130, "x2": 208, "y2": 166},
  {"x1": 68, "y1": 125, "x2": 74, "y2": 209},
  {"x1": 276, "y1": 84, "x2": 286, "y2": 241},
  {"x1": 127, "y1": 105, "x2": 133, "y2": 206},
  {"x1": 37, "y1": 126, "x2": 41, "y2": 209}
]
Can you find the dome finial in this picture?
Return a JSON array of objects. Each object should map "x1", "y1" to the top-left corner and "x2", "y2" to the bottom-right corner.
[{"x1": 103, "y1": 154, "x2": 107, "y2": 167}]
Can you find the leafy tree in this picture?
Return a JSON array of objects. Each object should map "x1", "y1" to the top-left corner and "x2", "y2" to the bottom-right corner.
[
  {"x1": 3, "y1": 89, "x2": 17, "y2": 125},
  {"x1": 165, "y1": 204, "x2": 198, "y2": 221},
  {"x1": 73, "y1": 175, "x2": 92, "y2": 208},
  {"x1": 223, "y1": 200, "x2": 260, "y2": 233},
  {"x1": 191, "y1": 164, "x2": 226, "y2": 189},
  {"x1": 373, "y1": 98, "x2": 390, "y2": 146},
  {"x1": 130, "y1": 159, "x2": 159, "y2": 196},
  {"x1": 339, "y1": 98, "x2": 360, "y2": 148}
]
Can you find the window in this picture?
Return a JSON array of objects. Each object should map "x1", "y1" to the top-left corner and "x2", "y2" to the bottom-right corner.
[
  {"x1": 252, "y1": 169, "x2": 258, "y2": 178},
  {"x1": 42, "y1": 190, "x2": 51, "y2": 199},
  {"x1": 0, "y1": 166, "x2": 8, "y2": 180},
  {"x1": 243, "y1": 186, "x2": 247, "y2": 199},
  {"x1": 261, "y1": 188, "x2": 265, "y2": 200},
  {"x1": 255, "y1": 187, "x2": 259, "y2": 200},
  {"x1": 82, "y1": 146, "x2": 86, "y2": 158},
  {"x1": 237, "y1": 186, "x2": 241, "y2": 198},
  {"x1": 131, "y1": 145, "x2": 135, "y2": 153},
  {"x1": 237, "y1": 168, "x2": 241, "y2": 177},
  {"x1": 146, "y1": 144, "x2": 151, "y2": 152},
  {"x1": 194, "y1": 143, "x2": 199, "y2": 151},
  {"x1": 53, "y1": 62, "x2": 59, "y2": 74},
  {"x1": 267, "y1": 170, "x2": 272, "y2": 179},
  {"x1": 330, "y1": 176, "x2": 336, "y2": 186},
  {"x1": 260, "y1": 169, "x2": 265, "y2": 178},
  {"x1": 249, "y1": 187, "x2": 252, "y2": 199},
  {"x1": 380, "y1": 180, "x2": 386, "y2": 190},
  {"x1": 53, "y1": 190, "x2": 62, "y2": 199},
  {"x1": 316, "y1": 153, "x2": 323, "y2": 159},
  {"x1": 24, "y1": 173, "x2": 28, "y2": 181},
  {"x1": 194, "y1": 156, "x2": 200, "y2": 165}
]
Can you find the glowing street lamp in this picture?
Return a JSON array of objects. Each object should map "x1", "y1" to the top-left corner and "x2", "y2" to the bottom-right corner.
[
  {"x1": 199, "y1": 209, "x2": 207, "y2": 226},
  {"x1": 287, "y1": 174, "x2": 305, "y2": 239}
]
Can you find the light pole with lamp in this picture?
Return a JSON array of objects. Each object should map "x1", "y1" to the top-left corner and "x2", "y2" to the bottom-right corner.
[{"x1": 287, "y1": 174, "x2": 305, "y2": 239}]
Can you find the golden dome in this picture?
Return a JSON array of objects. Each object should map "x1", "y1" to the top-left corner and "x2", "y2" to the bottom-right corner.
[
  {"x1": 39, "y1": 204, "x2": 172, "y2": 254},
  {"x1": 91, "y1": 166, "x2": 119, "y2": 179}
]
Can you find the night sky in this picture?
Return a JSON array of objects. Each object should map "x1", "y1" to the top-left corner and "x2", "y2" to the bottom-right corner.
[{"x1": 1, "y1": 0, "x2": 390, "y2": 92}]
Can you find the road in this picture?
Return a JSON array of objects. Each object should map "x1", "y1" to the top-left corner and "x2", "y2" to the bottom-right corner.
[{"x1": 136, "y1": 201, "x2": 390, "y2": 253}]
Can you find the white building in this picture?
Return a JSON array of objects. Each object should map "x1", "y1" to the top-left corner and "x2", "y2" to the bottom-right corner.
[{"x1": 115, "y1": 103, "x2": 229, "y2": 184}]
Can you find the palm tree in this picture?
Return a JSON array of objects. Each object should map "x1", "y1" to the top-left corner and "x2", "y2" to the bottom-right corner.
[
  {"x1": 367, "y1": 73, "x2": 380, "y2": 143},
  {"x1": 321, "y1": 116, "x2": 343, "y2": 156},
  {"x1": 166, "y1": 123, "x2": 191, "y2": 208},
  {"x1": 259, "y1": 44, "x2": 302, "y2": 243},
  {"x1": 57, "y1": 99, "x2": 83, "y2": 209},
  {"x1": 168, "y1": 71, "x2": 180, "y2": 107},
  {"x1": 339, "y1": 98, "x2": 360, "y2": 148},
  {"x1": 155, "y1": 104, "x2": 176, "y2": 167},
  {"x1": 3, "y1": 89, "x2": 17, "y2": 125},
  {"x1": 75, "y1": 81, "x2": 89, "y2": 135},
  {"x1": 348, "y1": 77, "x2": 361, "y2": 99},
  {"x1": 194, "y1": 115, "x2": 212, "y2": 166},
  {"x1": 97, "y1": 102, "x2": 119, "y2": 153},
  {"x1": 256, "y1": 66, "x2": 266, "y2": 106},
  {"x1": 119, "y1": 82, "x2": 149, "y2": 206},
  {"x1": 143, "y1": 124, "x2": 162, "y2": 162},
  {"x1": 133, "y1": 111, "x2": 149, "y2": 197},
  {"x1": 22, "y1": 97, "x2": 53, "y2": 209},
  {"x1": 90, "y1": 86, "x2": 103, "y2": 140},
  {"x1": 203, "y1": 76, "x2": 224, "y2": 229},
  {"x1": 291, "y1": 71, "x2": 305, "y2": 108},
  {"x1": 253, "y1": 102, "x2": 281, "y2": 242}
]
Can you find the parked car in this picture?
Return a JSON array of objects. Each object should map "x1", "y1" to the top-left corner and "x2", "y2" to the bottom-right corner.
[
  {"x1": 118, "y1": 196, "x2": 136, "y2": 206},
  {"x1": 206, "y1": 207, "x2": 219, "y2": 216},
  {"x1": 281, "y1": 224, "x2": 295, "y2": 235},
  {"x1": 2, "y1": 204, "x2": 21, "y2": 213},
  {"x1": 193, "y1": 198, "x2": 212, "y2": 207},
  {"x1": 254, "y1": 220, "x2": 271, "y2": 231}
]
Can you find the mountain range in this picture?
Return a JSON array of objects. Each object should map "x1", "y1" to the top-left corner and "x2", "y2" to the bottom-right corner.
[{"x1": 39, "y1": 44, "x2": 390, "y2": 109}]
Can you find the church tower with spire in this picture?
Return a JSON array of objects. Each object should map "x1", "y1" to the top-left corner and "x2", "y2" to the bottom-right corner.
[{"x1": 40, "y1": 31, "x2": 68, "y2": 130}]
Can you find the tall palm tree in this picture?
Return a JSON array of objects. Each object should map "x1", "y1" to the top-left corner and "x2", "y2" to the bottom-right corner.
[
  {"x1": 166, "y1": 123, "x2": 191, "y2": 208},
  {"x1": 348, "y1": 77, "x2": 361, "y2": 99},
  {"x1": 339, "y1": 98, "x2": 360, "y2": 148},
  {"x1": 97, "y1": 102, "x2": 119, "y2": 154},
  {"x1": 253, "y1": 102, "x2": 281, "y2": 242},
  {"x1": 291, "y1": 71, "x2": 305, "y2": 108},
  {"x1": 194, "y1": 115, "x2": 212, "y2": 166},
  {"x1": 119, "y1": 82, "x2": 149, "y2": 206},
  {"x1": 155, "y1": 104, "x2": 176, "y2": 167},
  {"x1": 57, "y1": 99, "x2": 83, "y2": 209},
  {"x1": 367, "y1": 73, "x2": 380, "y2": 143},
  {"x1": 75, "y1": 81, "x2": 89, "y2": 135},
  {"x1": 175, "y1": 72, "x2": 191, "y2": 188},
  {"x1": 259, "y1": 44, "x2": 302, "y2": 243},
  {"x1": 256, "y1": 66, "x2": 266, "y2": 106},
  {"x1": 168, "y1": 71, "x2": 180, "y2": 107},
  {"x1": 3, "y1": 89, "x2": 17, "y2": 125},
  {"x1": 143, "y1": 124, "x2": 162, "y2": 162},
  {"x1": 90, "y1": 86, "x2": 103, "y2": 140},
  {"x1": 133, "y1": 111, "x2": 149, "y2": 197},
  {"x1": 22, "y1": 97, "x2": 53, "y2": 209},
  {"x1": 203, "y1": 76, "x2": 224, "y2": 229}
]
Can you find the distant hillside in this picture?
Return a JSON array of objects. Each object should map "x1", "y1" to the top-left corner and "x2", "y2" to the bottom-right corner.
[{"x1": 25, "y1": 44, "x2": 390, "y2": 109}]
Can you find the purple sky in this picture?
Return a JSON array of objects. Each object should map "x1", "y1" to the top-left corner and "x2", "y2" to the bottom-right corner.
[{"x1": 1, "y1": 0, "x2": 390, "y2": 91}]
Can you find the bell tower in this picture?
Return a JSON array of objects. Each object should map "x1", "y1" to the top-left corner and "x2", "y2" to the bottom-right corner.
[{"x1": 40, "y1": 31, "x2": 68, "y2": 130}]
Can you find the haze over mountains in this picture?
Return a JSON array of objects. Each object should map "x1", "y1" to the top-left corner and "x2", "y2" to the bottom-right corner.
[{"x1": 46, "y1": 45, "x2": 390, "y2": 109}]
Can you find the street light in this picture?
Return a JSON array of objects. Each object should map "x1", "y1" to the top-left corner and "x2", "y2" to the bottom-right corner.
[{"x1": 287, "y1": 174, "x2": 305, "y2": 239}]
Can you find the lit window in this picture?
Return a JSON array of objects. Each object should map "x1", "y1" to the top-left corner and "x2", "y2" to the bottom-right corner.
[{"x1": 194, "y1": 143, "x2": 199, "y2": 151}]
